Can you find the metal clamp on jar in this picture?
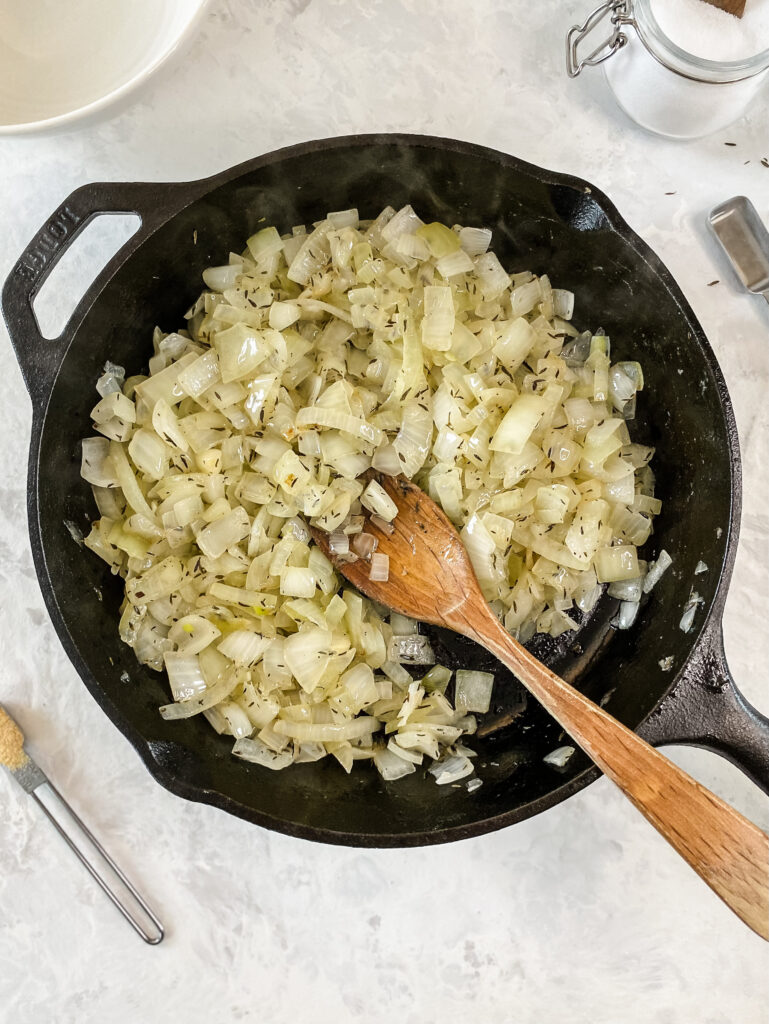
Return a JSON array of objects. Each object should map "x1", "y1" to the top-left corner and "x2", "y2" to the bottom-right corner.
[{"x1": 567, "y1": 0, "x2": 769, "y2": 138}]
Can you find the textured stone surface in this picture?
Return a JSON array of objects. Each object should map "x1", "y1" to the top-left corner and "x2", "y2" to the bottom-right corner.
[{"x1": 1, "y1": 1, "x2": 768, "y2": 1020}]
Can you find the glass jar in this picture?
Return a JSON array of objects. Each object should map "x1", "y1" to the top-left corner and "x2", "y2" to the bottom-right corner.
[{"x1": 567, "y1": 0, "x2": 769, "y2": 139}]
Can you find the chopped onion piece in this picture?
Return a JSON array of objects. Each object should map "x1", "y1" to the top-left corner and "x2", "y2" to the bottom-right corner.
[
  {"x1": 387, "y1": 737, "x2": 423, "y2": 764},
  {"x1": 233, "y1": 736, "x2": 294, "y2": 770},
  {"x1": 370, "y1": 514, "x2": 395, "y2": 535},
  {"x1": 269, "y1": 301, "x2": 300, "y2": 331},
  {"x1": 552, "y1": 289, "x2": 575, "y2": 320},
  {"x1": 454, "y1": 669, "x2": 494, "y2": 713},
  {"x1": 429, "y1": 753, "x2": 474, "y2": 785},
  {"x1": 388, "y1": 635, "x2": 435, "y2": 665},
  {"x1": 91, "y1": 391, "x2": 136, "y2": 425},
  {"x1": 159, "y1": 669, "x2": 238, "y2": 719},
  {"x1": 607, "y1": 576, "x2": 644, "y2": 603},
  {"x1": 490, "y1": 394, "x2": 547, "y2": 454},
  {"x1": 371, "y1": 444, "x2": 402, "y2": 476},
  {"x1": 643, "y1": 549, "x2": 672, "y2": 593},
  {"x1": 329, "y1": 531, "x2": 350, "y2": 555},
  {"x1": 126, "y1": 556, "x2": 184, "y2": 604},
  {"x1": 220, "y1": 700, "x2": 253, "y2": 739},
  {"x1": 614, "y1": 599, "x2": 640, "y2": 630},
  {"x1": 352, "y1": 532, "x2": 378, "y2": 558},
  {"x1": 458, "y1": 226, "x2": 492, "y2": 256},
  {"x1": 163, "y1": 652, "x2": 207, "y2": 701},
  {"x1": 203, "y1": 264, "x2": 242, "y2": 291},
  {"x1": 274, "y1": 717, "x2": 379, "y2": 742},
  {"x1": 369, "y1": 552, "x2": 389, "y2": 582},
  {"x1": 169, "y1": 615, "x2": 221, "y2": 655},
  {"x1": 390, "y1": 613, "x2": 418, "y2": 636},
  {"x1": 373, "y1": 746, "x2": 416, "y2": 780},
  {"x1": 284, "y1": 627, "x2": 333, "y2": 693},
  {"x1": 96, "y1": 362, "x2": 126, "y2": 397},
  {"x1": 381, "y1": 204, "x2": 424, "y2": 242},
  {"x1": 421, "y1": 665, "x2": 452, "y2": 694},
  {"x1": 381, "y1": 660, "x2": 413, "y2": 687},
  {"x1": 594, "y1": 545, "x2": 639, "y2": 584},
  {"x1": 280, "y1": 566, "x2": 316, "y2": 598},
  {"x1": 196, "y1": 507, "x2": 250, "y2": 559},
  {"x1": 81, "y1": 437, "x2": 118, "y2": 488},
  {"x1": 543, "y1": 745, "x2": 575, "y2": 768},
  {"x1": 361, "y1": 480, "x2": 398, "y2": 522},
  {"x1": 436, "y1": 249, "x2": 474, "y2": 278},
  {"x1": 217, "y1": 630, "x2": 271, "y2": 665},
  {"x1": 679, "y1": 590, "x2": 704, "y2": 634}
]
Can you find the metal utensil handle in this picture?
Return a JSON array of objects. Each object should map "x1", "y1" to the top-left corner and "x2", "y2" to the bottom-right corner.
[
  {"x1": 566, "y1": 0, "x2": 633, "y2": 77},
  {"x1": 32, "y1": 780, "x2": 164, "y2": 945}
]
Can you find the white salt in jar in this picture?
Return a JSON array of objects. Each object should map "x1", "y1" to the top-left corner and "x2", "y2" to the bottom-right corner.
[{"x1": 567, "y1": 0, "x2": 769, "y2": 139}]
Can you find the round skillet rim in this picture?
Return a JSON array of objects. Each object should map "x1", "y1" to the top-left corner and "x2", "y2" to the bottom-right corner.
[{"x1": 3, "y1": 132, "x2": 754, "y2": 847}]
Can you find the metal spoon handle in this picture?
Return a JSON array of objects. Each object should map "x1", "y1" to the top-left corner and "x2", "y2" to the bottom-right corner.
[
  {"x1": 709, "y1": 197, "x2": 769, "y2": 299},
  {"x1": 31, "y1": 780, "x2": 164, "y2": 945}
]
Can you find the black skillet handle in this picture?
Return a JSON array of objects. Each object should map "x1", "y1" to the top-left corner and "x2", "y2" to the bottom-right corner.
[
  {"x1": 638, "y1": 613, "x2": 769, "y2": 795},
  {"x1": 1, "y1": 181, "x2": 189, "y2": 408}
]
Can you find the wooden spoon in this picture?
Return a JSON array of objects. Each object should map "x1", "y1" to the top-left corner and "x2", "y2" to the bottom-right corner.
[
  {"x1": 312, "y1": 473, "x2": 769, "y2": 940},
  {"x1": 701, "y1": 0, "x2": 746, "y2": 17}
]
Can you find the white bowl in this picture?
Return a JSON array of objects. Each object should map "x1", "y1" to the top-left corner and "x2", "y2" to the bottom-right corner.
[{"x1": 0, "y1": 0, "x2": 208, "y2": 134}]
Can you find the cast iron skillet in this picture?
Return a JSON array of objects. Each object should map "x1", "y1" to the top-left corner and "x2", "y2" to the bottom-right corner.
[{"x1": 3, "y1": 135, "x2": 768, "y2": 847}]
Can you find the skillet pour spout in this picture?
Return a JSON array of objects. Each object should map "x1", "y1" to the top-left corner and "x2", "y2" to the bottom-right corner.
[{"x1": 3, "y1": 134, "x2": 768, "y2": 846}]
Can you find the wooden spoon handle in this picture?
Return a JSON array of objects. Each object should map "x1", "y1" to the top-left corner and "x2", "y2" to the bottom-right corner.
[
  {"x1": 701, "y1": 0, "x2": 746, "y2": 17},
  {"x1": 468, "y1": 608, "x2": 769, "y2": 939}
]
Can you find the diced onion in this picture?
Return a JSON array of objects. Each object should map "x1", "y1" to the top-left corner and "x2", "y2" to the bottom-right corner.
[
  {"x1": 232, "y1": 736, "x2": 294, "y2": 770},
  {"x1": 429, "y1": 753, "x2": 474, "y2": 785},
  {"x1": 81, "y1": 437, "x2": 119, "y2": 488},
  {"x1": 373, "y1": 746, "x2": 416, "y2": 780},
  {"x1": 454, "y1": 669, "x2": 494, "y2": 713},
  {"x1": 458, "y1": 226, "x2": 492, "y2": 256},
  {"x1": 351, "y1": 532, "x2": 378, "y2": 558},
  {"x1": 196, "y1": 507, "x2": 250, "y2": 559},
  {"x1": 370, "y1": 514, "x2": 395, "y2": 535},
  {"x1": 361, "y1": 479, "x2": 398, "y2": 522},
  {"x1": 163, "y1": 652, "x2": 207, "y2": 701},
  {"x1": 388, "y1": 635, "x2": 435, "y2": 665},
  {"x1": 216, "y1": 630, "x2": 271, "y2": 665},
  {"x1": 543, "y1": 745, "x2": 575, "y2": 768},
  {"x1": 169, "y1": 615, "x2": 221, "y2": 655},
  {"x1": 643, "y1": 549, "x2": 672, "y2": 593},
  {"x1": 369, "y1": 552, "x2": 389, "y2": 582},
  {"x1": 614, "y1": 599, "x2": 640, "y2": 630},
  {"x1": 81, "y1": 203, "x2": 661, "y2": 788},
  {"x1": 607, "y1": 575, "x2": 644, "y2": 603},
  {"x1": 679, "y1": 590, "x2": 704, "y2": 633},
  {"x1": 329, "y1": 532, "x2": 350, "y2": 555},
  {"x1": 96, "y1": 361, "x2": 126, "y2": 397}
]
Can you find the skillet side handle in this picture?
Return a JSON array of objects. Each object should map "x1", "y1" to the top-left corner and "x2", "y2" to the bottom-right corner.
[
  {"x1": 638, "y1": 615, "x2": 769, "y2": 795},
  {"x1": 1, "y1": 181, "x2": 186, "y2": 408}
]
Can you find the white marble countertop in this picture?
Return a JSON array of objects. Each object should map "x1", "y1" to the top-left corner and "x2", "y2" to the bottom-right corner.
[{"x1": 1, "y1": 1, "x2": 768, "y2": 1020}]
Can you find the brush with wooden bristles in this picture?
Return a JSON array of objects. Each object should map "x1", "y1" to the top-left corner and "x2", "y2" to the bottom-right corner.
[{"x1": 1, "y1": 702, "x2": 164, "y2": 944}]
